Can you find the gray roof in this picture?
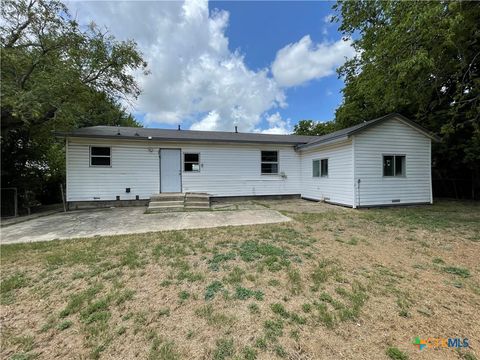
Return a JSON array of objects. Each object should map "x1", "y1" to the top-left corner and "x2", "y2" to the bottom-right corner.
[
  {"x1": 56, "y1": 113, "x2": 439, "y2": 147},
  {"x1": 295, "y1": 113, "x2": 440, "y2": 149},
  {"x1": 56, "y1": 126, "x2": 319, "y2": 145}
]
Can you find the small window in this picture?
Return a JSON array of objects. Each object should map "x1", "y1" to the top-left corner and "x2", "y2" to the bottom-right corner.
[
  {"x1": 261, "y1": 151, "x2": 278, "y2": 174},
  {"x1": 383, "y1": 155, "x2": 405, "y2": 177},
  {"x1": 313, "y1": 160, "x2": 320, "y2": 177},
  {"x1": 321, "y1": 159, "x2": 328, "y2": 177},
  {"x1": 90, "y1": 146, "x2": 111, "y2": 166},
  {"x1": 184, "y1": 153, "x2": 200, "y2": 172}
]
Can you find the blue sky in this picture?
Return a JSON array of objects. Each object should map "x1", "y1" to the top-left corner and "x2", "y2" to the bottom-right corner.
[
  {"x1": 213, "y1": 1, "x2": 344, "y2": 124},
  {"x1": 69, "y1": 0, "x2": 353, "y2": 133}
]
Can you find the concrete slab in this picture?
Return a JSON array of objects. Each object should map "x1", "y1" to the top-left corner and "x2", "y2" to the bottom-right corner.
[{"x1": 0, "y1": 207, "x2": 291, "y2": 244}]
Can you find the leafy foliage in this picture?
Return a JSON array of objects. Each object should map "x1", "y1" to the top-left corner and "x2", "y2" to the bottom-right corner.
[
  {"x1": 1, "y1": 0, "x2": 147, "y2": 212},
  {"x1": 332, "y1": 1, "x2": 480, "y2": 197}
]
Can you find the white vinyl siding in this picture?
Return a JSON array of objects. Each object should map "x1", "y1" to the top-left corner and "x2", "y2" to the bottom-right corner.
[
  {"x1": 66, "y1": 139, "x2": 302, "y2": 201},
  {"x1": 300, "y1": 140, "x2": 354, "y2": 206},
  {"x1": 67, "y1": 139, "x2": 159, "y2": 201},
  {"x1": 181, "y1": 145, "x2": 301, "y2": 196},
  {"x1": 353, "y1": 117, "x2": 432, "y2": 206}
]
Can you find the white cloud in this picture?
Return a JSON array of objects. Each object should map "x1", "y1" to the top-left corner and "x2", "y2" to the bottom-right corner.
[
  {"x1": 256, "y1": 112, "x2": 291, "y2": 134},
  {"x1": 68, "y1": 0, "x2": 285, "y2": 132},
  {"x1": 271, "y1": 35, "x2": 355, "y2": 87}
]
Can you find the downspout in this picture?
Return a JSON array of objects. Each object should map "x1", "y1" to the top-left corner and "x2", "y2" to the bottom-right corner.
[{"x1": 357, "y1": 179, "x2": 361, "y2": 208}]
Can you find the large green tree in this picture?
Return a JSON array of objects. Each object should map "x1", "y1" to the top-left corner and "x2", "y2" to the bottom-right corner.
[
  {"x1": 1, "y1": 0, "x2": 147, "y2": 213},
  {"x1": 296, "y1": 1, "x2": 479, "y2": 198}
]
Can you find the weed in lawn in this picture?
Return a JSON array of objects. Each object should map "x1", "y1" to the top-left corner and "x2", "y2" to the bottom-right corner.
[
  {"x1": 347, "y1": 237, "x2": 359, "y2": 245},
  {"x1": 274, "y1": 344, "x2": 287, "y2": 358},
  {"x1": 235, "y1": 286, "x2": 264, "y2": 301},
  {"x1": 242, "y1": 346, "x2": 257, "y2": 360},
  {"x1": 195, "y1": 304, "x2": 234, "y2": 326},
  {"x1": 213, "y1": 338, "x2": 235, "y2": 360},
  {"x1": 386, "y1": 347, "x2": 408, "y2": 360},
  {"x1": 395, "y1": 292, "x2": 412, "y2": 318},
  {"x1": 302, "y1": 303, "x2": 312, "y2": 313},
  {"x1": 177, "y1": 269, "x2": 204, "y2": 283},
  {"x1": 209, "y1": 252, "x2": 236, "y2": 271},
  {"x1": 443, "y1": 266, "x2": 471, "y2": 278},
  {"x1": 271, "y1": 303, "x2": 289, "y2": 318},
  {"x1": 178, "y1": 291, "x2": 190, "y2": 301},
  {"x1": 459, "y1": 352, "x2": 477, "y2": 360},
  {"x1": 153, "y1": 308, "x2": 169, "y2": 320},
  {"x1": 1, "y1": 272, "x2": 29, "y2": 304},
  {"x1": 57, "y1": 320, "x2": 73, "y2": 331},
  {"x1": 254, "y1": 337, "x2": 268, "y2": 350},
  {"x1": 314, "y1": 303, "x2": 335, "y2": 328},
  {"x1": 224, "y1": 266, "x2": 245, "y2": 284},
  {"x1": 287, "y1": 267, "x2": 303, "y2": 295},
  {"x1": 432, "y1": 257, "x2": 445, "y2": 265},
  {"x1": 160, "y1": 280, "x2": 173, "y2": 287},
  {"x1": 264, "y1": 319, "x2": 284, "y2": 340},
  {"x1": 114, "y1": 289, "x2": 135, "y2": 306},
  {"x1": 290, "y1": 329, "x2": 300, "y2": 341},
  {"x1": 11, "y1": 335, "x2": 35, "y2": 352},
  {"x1": 80, "y1": 298, "x2": 111, "y2": 325},
  {"x1": 311, "y1": 259, "x2": 339, "y2": 291},
  {"x1": 149, "y1": 333, "x2": 180, "y2": 360},
  {"x1": 205, "y1": 281, "x2": 224, "y2": 300},
  {"x1": 60, "y1": 283, "x2": 103, "y2": 318},
  {"x1": 120, "y1": 246, "x2": 144, "y2": 269},
  {"x1": 248, "y1": 303, "x2": 260, "y2": 314},
  {"x1": 267, "y1": 279, "x2": 281, "y2": 287}
]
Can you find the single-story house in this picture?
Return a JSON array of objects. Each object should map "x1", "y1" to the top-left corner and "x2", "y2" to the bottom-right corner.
[{"x1": 58, "y1": 113, "x2": 439, "y2": 209}]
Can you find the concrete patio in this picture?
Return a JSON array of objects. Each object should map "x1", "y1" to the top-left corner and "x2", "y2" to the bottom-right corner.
[{"x1": 0, "y1": 206, "x2": 291, "y2": 244}]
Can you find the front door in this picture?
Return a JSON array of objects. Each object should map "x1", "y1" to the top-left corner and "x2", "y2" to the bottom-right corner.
[{"x1": 160, "y1": 149, "x2": 181, "y2": 193}]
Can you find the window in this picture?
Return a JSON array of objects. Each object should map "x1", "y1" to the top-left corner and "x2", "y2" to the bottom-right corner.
[
  {"x1": 90, "y1": 146, "x2": 111, "y2": 166},
  {"x1": 383, "y1": 155, "x2": 405, "y2": 177},
  {"x1": 313, "y1": 159, "x2": 328, "y2": 177},
  {"x1": 261, "y1": 151, "x2": 278, "y2": 174},
  {"x1": 321, "y1": 159, "x2": 328, "y2": 177},
  {"x1": 313, "y1": 160, "x2": 320, "y2": 177},
  {"x1": 184, "y1": 153, "x2": 200, "y2": 172}
]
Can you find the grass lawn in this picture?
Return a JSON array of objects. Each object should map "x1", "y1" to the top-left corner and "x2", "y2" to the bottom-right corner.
[{"x1": 1, "y1": 199, "x2": 479, "y2": 359}]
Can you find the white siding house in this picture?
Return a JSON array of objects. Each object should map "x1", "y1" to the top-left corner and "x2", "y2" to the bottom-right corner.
[{"x1": 60, "y1": 113, "x2": 438, "y2": 208}]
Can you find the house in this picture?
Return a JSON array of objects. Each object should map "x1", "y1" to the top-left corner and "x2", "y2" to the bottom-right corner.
[{"x1": 58, "y1": 113, "x2": 439, "y2": 209}]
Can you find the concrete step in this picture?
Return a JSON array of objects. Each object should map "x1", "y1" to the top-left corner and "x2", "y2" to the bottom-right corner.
[
  {"x1": 149, "y1": 200, "x2": 184, "y2": 207},
  {"x1": 146, "y1": 207, "x2": 184, "y2": 213},
  {"x1": 184, "y1": 202, "x2": 210, "y2": 208},
  {"x1": 150, "y1": 194, "x2": 184, "y2": 202}
]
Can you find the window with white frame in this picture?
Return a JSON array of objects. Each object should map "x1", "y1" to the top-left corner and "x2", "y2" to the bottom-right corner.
[
  {"x1": 383, "y1": 155, "x2": 405, "y2": 177},
  {"x1": 313, "y1": 160, "x2": 320, "y2": 177},
  {"x1": 313, "y1": 158, "x2": 328, "y2": 177},
  {"x1": 90, "y1": 146, "x2": 111, "y2": 166},
  {"x1": 184, "y1": 153, "x2": 200, "y2": 172},
  {"x1": 261, "y1": 151, "x2": 278, "y2": 174}
]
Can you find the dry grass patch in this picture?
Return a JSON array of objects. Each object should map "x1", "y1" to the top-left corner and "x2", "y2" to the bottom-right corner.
[{"x1": 1, "y1": 199, "x2": 479, "y2": 359}]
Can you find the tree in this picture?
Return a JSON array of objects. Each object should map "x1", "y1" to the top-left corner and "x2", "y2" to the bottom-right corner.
[
  {"x1": 1, "y1": 0, "x2": 148, "y2": 213},
  {"x1": 332, "y1": 1, "x2": 479, "y2": 199},
  {"x1": 293, "y1": 120, "x2": 337, "y2": 136}
]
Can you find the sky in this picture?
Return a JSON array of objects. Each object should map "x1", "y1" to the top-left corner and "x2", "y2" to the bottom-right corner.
[{"x1": 68, "y1": 0, "x2": 355, "y2": 134}]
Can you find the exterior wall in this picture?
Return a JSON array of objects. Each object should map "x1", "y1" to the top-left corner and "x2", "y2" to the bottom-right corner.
[
  {"x1": 299, "y1": 140, "x2": 354, "y2": 207},
  {"x1": 66, "y1": 138, "x2": 302, "y2": 201},
  {"x1": 353, "y1": 118, "x2": 432, "y2": 207}
]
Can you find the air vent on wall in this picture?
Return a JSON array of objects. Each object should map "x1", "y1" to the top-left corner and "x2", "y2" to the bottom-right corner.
[{"x1": 392, "y1": 199, "x2": 400, "y2": 203}]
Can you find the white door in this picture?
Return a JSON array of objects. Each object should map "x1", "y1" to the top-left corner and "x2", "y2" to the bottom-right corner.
[{"x1": 160, "y1": 149, "x2": 181, "y2": 193}]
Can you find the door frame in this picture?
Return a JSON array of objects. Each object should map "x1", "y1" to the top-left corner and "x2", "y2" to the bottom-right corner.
[{"x1": 159, "y1": 148, "x2": 183, "y2": 193}]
